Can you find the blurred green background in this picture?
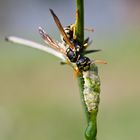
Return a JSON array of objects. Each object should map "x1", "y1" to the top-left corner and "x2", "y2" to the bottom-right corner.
[{"x1": 0, "y1": 0, "x2": 140, "y2": 140}]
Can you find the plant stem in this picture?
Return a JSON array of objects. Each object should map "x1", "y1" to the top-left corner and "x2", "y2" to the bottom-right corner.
[
  {"x1": 76, "y1": 0, "x2": 84, "y2": 45},
  {"x1": 76, "y1": 0, "x2": 89, "y2": 122},
  {"x1": 75, "y1": 0, "x2": 98, "y2": 140}
]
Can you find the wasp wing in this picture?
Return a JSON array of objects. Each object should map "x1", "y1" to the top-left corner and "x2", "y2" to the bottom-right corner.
[
  {"x1": 39, "y1": 27, "x2": 66, "y2": 55},
  {"x1": 50, "y1": 9, "x2": 75, "y2": 50}
]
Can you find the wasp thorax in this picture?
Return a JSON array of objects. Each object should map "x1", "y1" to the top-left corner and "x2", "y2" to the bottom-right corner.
[
  {"x1": 73, "y1": 41, "x2": 82, "y2": 53},
  {"x1": 60, "y1": 26, "x2": 73, "y2": 43},
  {"x1": 66, "y1": 48, "x2": 78, "y2": 62},
  {"x1": 76, "y1": 56, "x2": 91, "y2": 71},
  {"x1": 64, "y1": 26, "x2": 73, "y2": 40}
]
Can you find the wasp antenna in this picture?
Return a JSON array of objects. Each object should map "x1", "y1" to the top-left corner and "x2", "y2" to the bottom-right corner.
[{"x1": 91, "y1": 60, "x2": 107, "y2": 64}]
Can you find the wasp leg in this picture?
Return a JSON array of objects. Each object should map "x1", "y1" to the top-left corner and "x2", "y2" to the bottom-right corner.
[
  {"x1": 72, "y1": 24, "x2": 77, "y2": 40},
  {"x1": 73, "y1": 10, "x2": 79, "y2": 40},
  {"x1": 83, "y1": 37, "x2": 89, "y2": 49},
  {"x1": 69, "y1": 10, "x2": 79, "y2": 40},
  {"x1": 73, "y1": 66, "x2": 81, "y2": 78},
  {"x1": 60, "y1": 59, "x2": 73, "y2": 67},
  {"x1": 83, "y1": 37, "x2": 93, "y2": 49},
  {"x1": 71, "y1": 9, "x2": 94, "y2": 43},
  {"x1": 69, "y1": 23, "x2": 77, "y2": 40},
  {"x1": 60, "y1": 58, "x2": 81, "y2": 77},
  {"x1": 60, "y1": 61, "x2": 67, "y2": 65}
]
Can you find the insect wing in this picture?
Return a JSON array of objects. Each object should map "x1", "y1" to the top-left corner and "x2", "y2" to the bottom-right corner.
[
  {"x1": 39, "y1": 27, "x2": 65, "y2": 54},
  {"x1": 50, "y1": 9, "x2": 75, "y2": 50}
]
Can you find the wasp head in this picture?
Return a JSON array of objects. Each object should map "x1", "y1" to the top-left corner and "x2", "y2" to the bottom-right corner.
[{"x1": 76, "y1": 56, "x2": 91, "y2": 71}]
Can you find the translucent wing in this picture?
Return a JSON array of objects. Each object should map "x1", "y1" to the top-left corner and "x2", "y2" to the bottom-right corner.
[
  {"x1": 39, "y1": 27, "x2": 66, "y2": 55},
  {"x1": 49, "y1": 9, "x2": 75, "y2": 50}
]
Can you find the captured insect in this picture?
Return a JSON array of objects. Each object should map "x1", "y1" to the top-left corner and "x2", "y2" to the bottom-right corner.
[
  {"x1": 39, "y1": 9, "x2": 106, "y2": 73},
  {"x1": 82, "y1": 64, "x2": 100, "y2": 112}
]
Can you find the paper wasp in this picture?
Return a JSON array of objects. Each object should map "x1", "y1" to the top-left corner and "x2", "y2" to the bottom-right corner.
[
  {"x1": 39, "y1": 9, "x2": 106, "y2": 72},
  {"x1": 60, "y1": 23, "x2": 99, "y2": 55}
]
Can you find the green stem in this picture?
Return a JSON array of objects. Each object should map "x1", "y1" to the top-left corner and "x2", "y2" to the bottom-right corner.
[
  {"x1": 76, "y1": 0, "x2": 84, "y2": 45},
  {"x1": 75, "y1": 0, "x2": 98, "y2": 140},
  {"x1": 76, "y1": 0, "x2": 89, "y2": 121}
]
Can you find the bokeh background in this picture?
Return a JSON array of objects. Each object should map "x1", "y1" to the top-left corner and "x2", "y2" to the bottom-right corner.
[{"x1": 0, "y1": 0, "x2": 140, "y2": 140}]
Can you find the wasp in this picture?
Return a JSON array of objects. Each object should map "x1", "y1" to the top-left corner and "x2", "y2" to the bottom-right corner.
[
  {"x1": 39, "y1": 9, "x2": 106, "y2": 73},
  {"x1": 60, "y1": 21, "x2": 100, "y2": 56}
]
